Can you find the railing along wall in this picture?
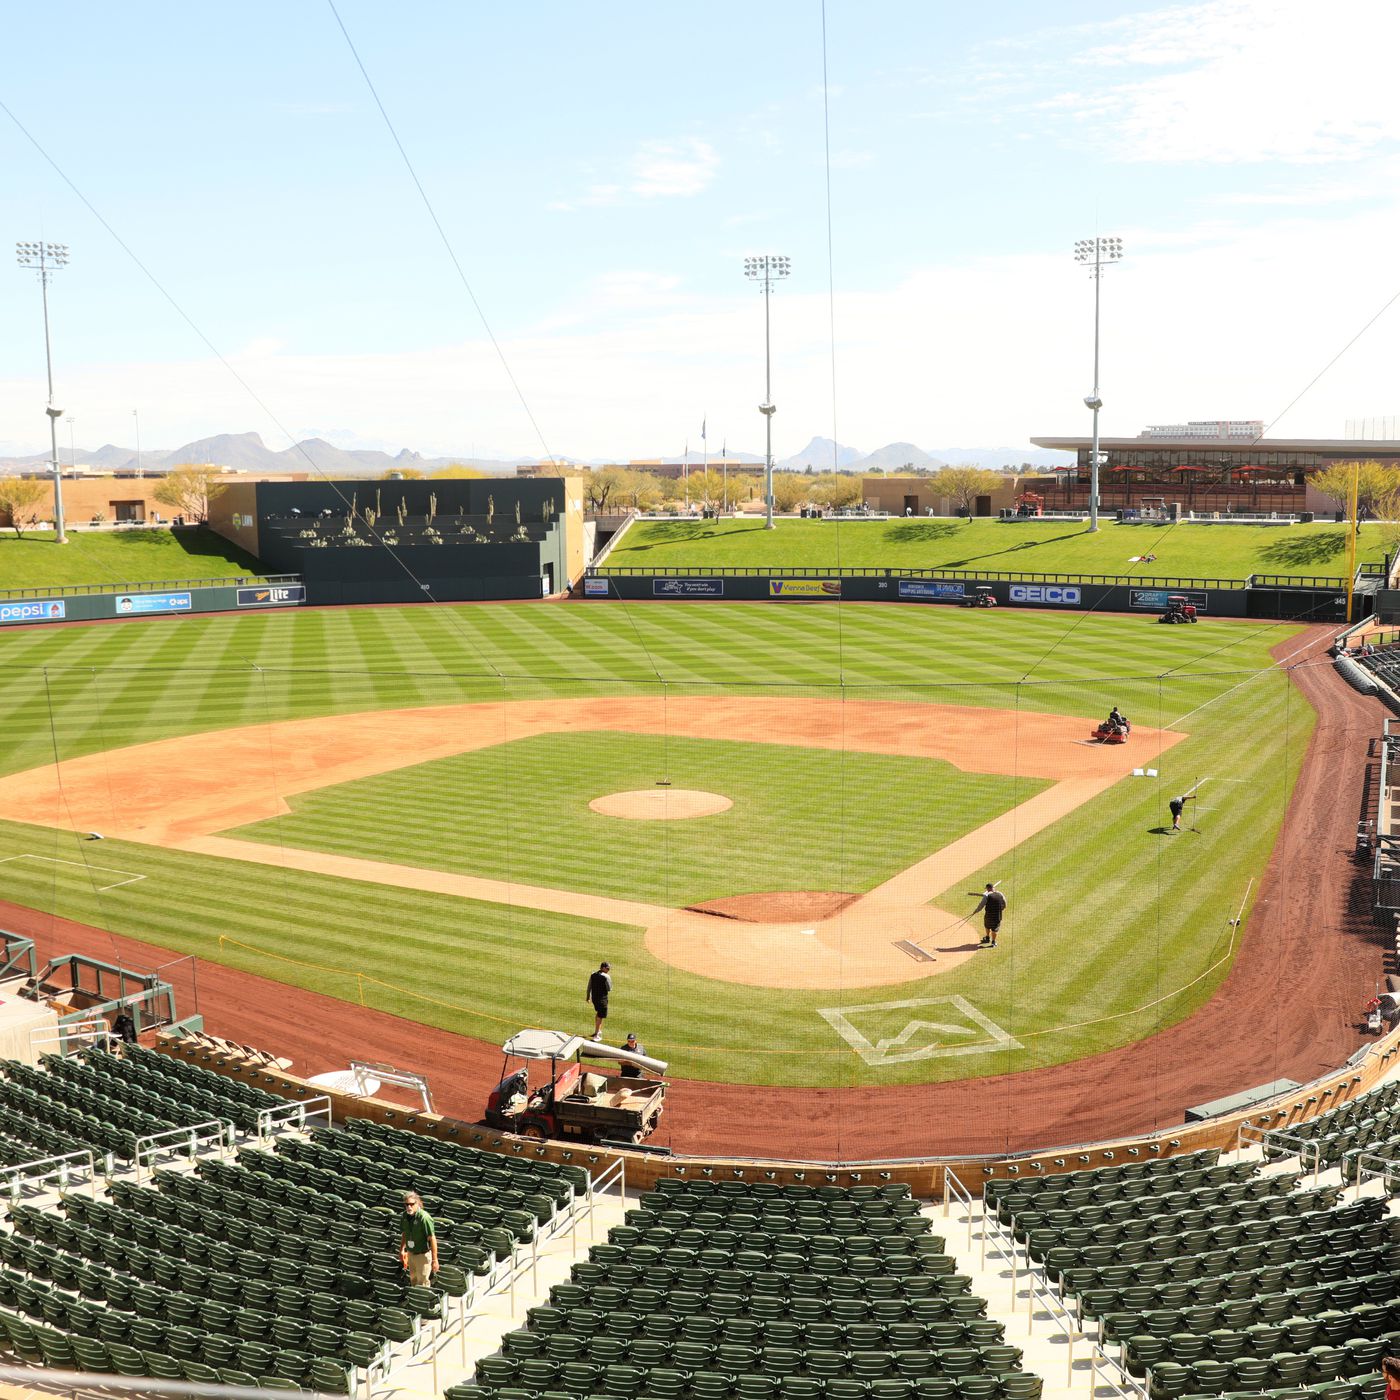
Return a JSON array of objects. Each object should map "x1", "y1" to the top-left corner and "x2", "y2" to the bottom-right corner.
[{"x1": 156, "y1": 1023, "x2": 1400, "y2": 1201}]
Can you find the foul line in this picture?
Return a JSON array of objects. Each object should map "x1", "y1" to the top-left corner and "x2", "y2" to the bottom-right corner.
[{"x1": 0, "y1": 854, "x2": 146, "y2": 894}]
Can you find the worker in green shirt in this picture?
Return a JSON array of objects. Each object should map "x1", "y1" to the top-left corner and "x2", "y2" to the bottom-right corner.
[{"x1": 399, "y1": 1190, "x2": 438, "y2": 1286}]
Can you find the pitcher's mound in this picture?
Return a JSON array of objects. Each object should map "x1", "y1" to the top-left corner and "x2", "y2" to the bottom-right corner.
[
  {"x1": 589, "y1": 788, "x2": 733, "y2": 820},
  {"x1": 687, "y1": 891, "x2": 859, "y2": 923}
]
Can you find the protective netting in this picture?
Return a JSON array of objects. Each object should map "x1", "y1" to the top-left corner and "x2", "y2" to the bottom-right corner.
[{"x1": 0, "y1": 602, "x2": 1381, "y2": 1161}]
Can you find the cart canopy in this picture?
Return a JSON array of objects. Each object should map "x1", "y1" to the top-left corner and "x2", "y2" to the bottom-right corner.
[{"x1": 501, "y1": 1028, "x2": 668, "y2": 1076}]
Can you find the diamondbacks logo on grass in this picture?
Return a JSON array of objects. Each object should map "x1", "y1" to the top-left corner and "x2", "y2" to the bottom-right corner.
[{"x1": 818, "y1": 995, "x2": 1021, "y2": 1066}]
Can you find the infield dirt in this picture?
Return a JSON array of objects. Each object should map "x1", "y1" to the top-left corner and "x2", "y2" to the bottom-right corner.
[{"x1": 0, "y1": 695, "x2": 1180, "y2": 989}]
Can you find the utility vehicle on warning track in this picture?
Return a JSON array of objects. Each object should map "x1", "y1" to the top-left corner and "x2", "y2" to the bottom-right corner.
[{"x1": 483, "y1": 1029, "x2": 668, "y2": 1145}]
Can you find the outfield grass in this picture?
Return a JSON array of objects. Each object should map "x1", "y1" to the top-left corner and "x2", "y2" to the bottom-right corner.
[
  {"x1": 0, "y1": 527, "x2": 263, "y2": 590},
  {"x1": 0, "y1": 601, "x2": 1308, "y2": 1086},
  {"x1": 603, "y1": 517, "x2": 1386, "y2": 579},
  {"x1": 231, "y1": 733, "x2": 1045, "y2": 906}
]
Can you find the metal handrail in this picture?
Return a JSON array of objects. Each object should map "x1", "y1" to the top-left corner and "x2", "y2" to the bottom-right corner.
[
  {"x1": 256, "y1": 1096, "x2": 332, "y2": 1141},
  {"x1": 29, "y1": 1020, "x2": 115, "y2": 1059},
  {"x1": 134, "y1": 1120, "x2": 233, "y2": 1182},
  {"x1": 1235, "y1": 1122, "x2": 1323, "y2": 1183},
  {"x1": 1350, "y1": 1149, "x2": 1400, "y2": 1197},
  {"x1": 0, "y1": 1148, "x2": 98, "y2": 1201},
  {"x1": 0, "y1": 573, "x2": 300, "y2": 602},
  {"x1": 941, "y1": 1166, "x2": 974, "y2": 1250}
]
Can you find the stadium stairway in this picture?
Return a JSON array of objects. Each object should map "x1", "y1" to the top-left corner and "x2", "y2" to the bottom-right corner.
[{"x1": 940, "y1": 1059, "x2": 1400, "y2": 1400}]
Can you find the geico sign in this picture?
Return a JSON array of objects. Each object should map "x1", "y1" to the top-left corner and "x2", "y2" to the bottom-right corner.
[{"x1": 1008, "y1": 585, "x2": 1081, "y2": 605}]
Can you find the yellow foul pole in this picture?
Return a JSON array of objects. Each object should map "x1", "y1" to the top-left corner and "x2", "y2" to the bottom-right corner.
[{"x1": 1346, "y1": 461, "x2": 1360, "y2": 623}]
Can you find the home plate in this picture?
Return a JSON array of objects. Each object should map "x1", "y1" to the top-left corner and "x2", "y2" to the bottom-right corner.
[{"x1": 893, "y1": 940, "x2": 936, "y2": 963}]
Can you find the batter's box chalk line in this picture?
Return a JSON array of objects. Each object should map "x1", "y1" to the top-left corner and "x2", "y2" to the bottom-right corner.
[
  {"x1": 0, "y1": 854, "x2": 147, "y2": 894},
  {"x1": 817, "y1": 994, "x2": 1022, "y2": 1067}
]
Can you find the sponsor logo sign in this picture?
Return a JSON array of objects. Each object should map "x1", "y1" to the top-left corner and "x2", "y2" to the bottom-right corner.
[
  {"x1": 583, "y1": 577, "x2": 610, "y2": 597},
  {"x1": 898, "y1": 579, "x2": 966, "y2": 600},
  {"x1": 1009, "y1": 584, "x2": 1081, "y2": 606},
  {"x1": 653, "y1": 578, "x2": 724, "y2": 598},
  {"x1": 1130, "y1": 588, "x2": 1209, "y2": 612},
  {"x1": 768, "y1": 579, "x2": 841, "y2": 598},
  {"x1": 114, "y1": 592, "x2": 192, "y2": 616},
  {"x1": 0, "y1": 599, "x2": 66, "y2": 625},
  {"x1": 237, "y1": 585, "x2": 306, "y2": 608}
]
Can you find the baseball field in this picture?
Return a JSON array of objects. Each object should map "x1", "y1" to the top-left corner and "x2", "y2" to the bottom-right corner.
[{"x1": 0, "y1": 599, "x2": 1311, "y2": 1089}]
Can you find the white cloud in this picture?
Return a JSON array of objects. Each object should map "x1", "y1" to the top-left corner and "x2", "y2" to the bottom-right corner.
[
  {"x1": 978, "y1": 0, "x2": 1400, "y2": 166},
  {"x1": 627, "y1": 138, "x2": 719, "y2": 197},
  {"x1": 553, "y1": 138, "x2": 719, "y2": 209}
]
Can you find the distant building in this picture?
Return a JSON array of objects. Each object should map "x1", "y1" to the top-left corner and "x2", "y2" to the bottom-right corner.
[
  {"x1": 1030, "y1": 427, "x2": 1400, "y2": 513},
  {"x1": 1140, "y1": 420, "x2": 1263, "y2": 440},
  {"x1": 520, "y1": 459, "x2": 764, "y2": 481}
]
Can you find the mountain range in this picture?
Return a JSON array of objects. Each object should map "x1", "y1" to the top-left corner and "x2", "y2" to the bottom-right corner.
[{"x1": 0, "y1": 430, "x2": 1071, "y2": 477}]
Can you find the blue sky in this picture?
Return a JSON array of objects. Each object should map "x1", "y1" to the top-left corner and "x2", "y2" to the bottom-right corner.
[{"x1": 3, "y1": 0, "x2": 1400, "y2": 461}]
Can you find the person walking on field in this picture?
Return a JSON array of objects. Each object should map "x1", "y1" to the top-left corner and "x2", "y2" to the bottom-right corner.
[
  {"x1": 973, "y1": 883, "x2": 1006, "y2": 949},
  {"x1": 1169, "y1": 793, "x2": 1196, "y2": 832},
  {"x1": 399, "y1": 1191, "x2": 438, "y2": 1286},
  {"x1": 587, "y1": 962, "x2": 612, "y2": 1038}
]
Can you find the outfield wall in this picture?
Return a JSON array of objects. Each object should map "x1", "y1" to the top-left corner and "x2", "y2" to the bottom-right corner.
[
  {"x1": 0, "y1": 579, "x2": 305, "y2": 626},
  {"x1": 586, "y1": 570, "x2": 1365, "y2": 622}
]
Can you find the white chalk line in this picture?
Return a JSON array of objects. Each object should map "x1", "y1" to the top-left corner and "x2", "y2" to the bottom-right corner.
[{"x1": 0, "y1": 854, "x2": 147, "y2": 894}]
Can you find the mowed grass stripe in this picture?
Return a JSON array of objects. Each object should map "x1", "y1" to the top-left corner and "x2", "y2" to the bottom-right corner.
[
  {"x1": 0, "y1": 602, "x2": 1308, "y2": 1089},
  {"x1": 231, "y1": 732, "x2": 1042, "y2": 906}
]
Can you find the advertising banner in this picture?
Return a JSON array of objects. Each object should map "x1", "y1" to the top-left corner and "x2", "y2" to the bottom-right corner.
[
  {"x1": 1009, "y1": 584, "x2": 1081, "y2": 606},
  {"x1": 0, "y1": 599, "x2": 66, "y2": 625},
  {"x1": 653, "y1": 578, "x2": 725, "y2": 598},
  {"x1": 1130, "y1": 588, "x2": 1209, "y2": 612},
  {"x1": 237, "y1": 585, "x2": 307, "y2": 608},
  {"x1": 768, "y1": 579, "x2": 841, "y2": 598},
  {"x1": 898, "y1": 580, "x2": 966, "y2": 601},
  {"x1": 583, "y1": 577, "x2": 611, "y2": 597},
  {"x1": 114, "y1": 592, "x2": 192, "y2": 616}
]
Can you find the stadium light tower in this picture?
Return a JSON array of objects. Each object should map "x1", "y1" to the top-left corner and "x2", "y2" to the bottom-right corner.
[
  {"x1": 1073, "y1": 235, "x2": 1123, "y2": 533},
  {"x1": 743, "y1": 254, "x2": 790, "y2": 530},
  {"x1": 15, "y1": 240, "x2": 71, "y2": 544}
]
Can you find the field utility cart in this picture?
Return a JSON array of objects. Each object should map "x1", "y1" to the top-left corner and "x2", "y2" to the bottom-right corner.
[
  {"x1": 962, "y1": 586, "x2": 997, "y2": 609},
  {"x1": 483, "y1": 1029, "x2": 667, "y2": 1145},
  {"x1": 1158, "y1": 595, "x2": 1198, "y2": 624}
]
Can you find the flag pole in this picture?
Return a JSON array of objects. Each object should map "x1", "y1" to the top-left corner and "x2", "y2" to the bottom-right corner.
[
  {"x1": 683, "y1": 439, "x2": 689, "y2": 512},
  {"x1": 722, "y1": 439, "x2": 728, "y2": 515}
]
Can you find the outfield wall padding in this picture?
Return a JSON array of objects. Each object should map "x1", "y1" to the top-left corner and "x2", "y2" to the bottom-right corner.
[
  {"x1": 589, "y1": 572, "x2": 1256, "y2": 617},
  {"x1": 0, "y1": 581, "x2": 307, "y2": 628}
]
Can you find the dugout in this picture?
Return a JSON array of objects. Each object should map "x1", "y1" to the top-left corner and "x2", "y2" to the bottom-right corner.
[{"x1": 208, "y1": 476, "x2": 588, "y2": 604}]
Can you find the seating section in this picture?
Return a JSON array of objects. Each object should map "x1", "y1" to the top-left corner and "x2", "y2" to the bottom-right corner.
[
  {"x1": 449, "y1": 1177, "x2": 1043, "y2": 1400},
  {"x1": 1269, "y1": 1080, "x2": 1400, "y2": 1178},
  {"x1": 0, "y1": 1043, "x2": 291, "y2": 1163},
  {"x1": 0, "y1": 1091, "x2": 588, "y2": 1391},
  {"x1": 990, "y1": 1137, "x2": 1400, "y2": 1400}
]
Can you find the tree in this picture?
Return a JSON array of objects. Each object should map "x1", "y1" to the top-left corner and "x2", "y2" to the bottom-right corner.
[
  {"x1": 681, "y1": 469, "x2": 734, "y2": 509},
  {"x1": 808, "y1": 473, "x2": 863, "y2": 510},
  {"x1": 430, "y1": 465, "x2": 485, "y2": 479},
  {"x1": 931, "y1": 465, "x2": 1002, "y2": 515},
  {"x1": 1309, "y1": 461, "x2": 1400, "y2": 516},
  {"x1": 0, "y1": 479, "x2": 49, "y2": 537},
  {"x1": 584, "y1": 466, "x2": 633, "y2": 512},
  {"x1": 153, "y1": 464, "x2": 228, "y2": 522},
  {"x1": 612, "y1": 469, "x2": 664, "y2": 513},
  {"x1": 771, "y1": 473, "x2": 812, "y2": 513}
]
